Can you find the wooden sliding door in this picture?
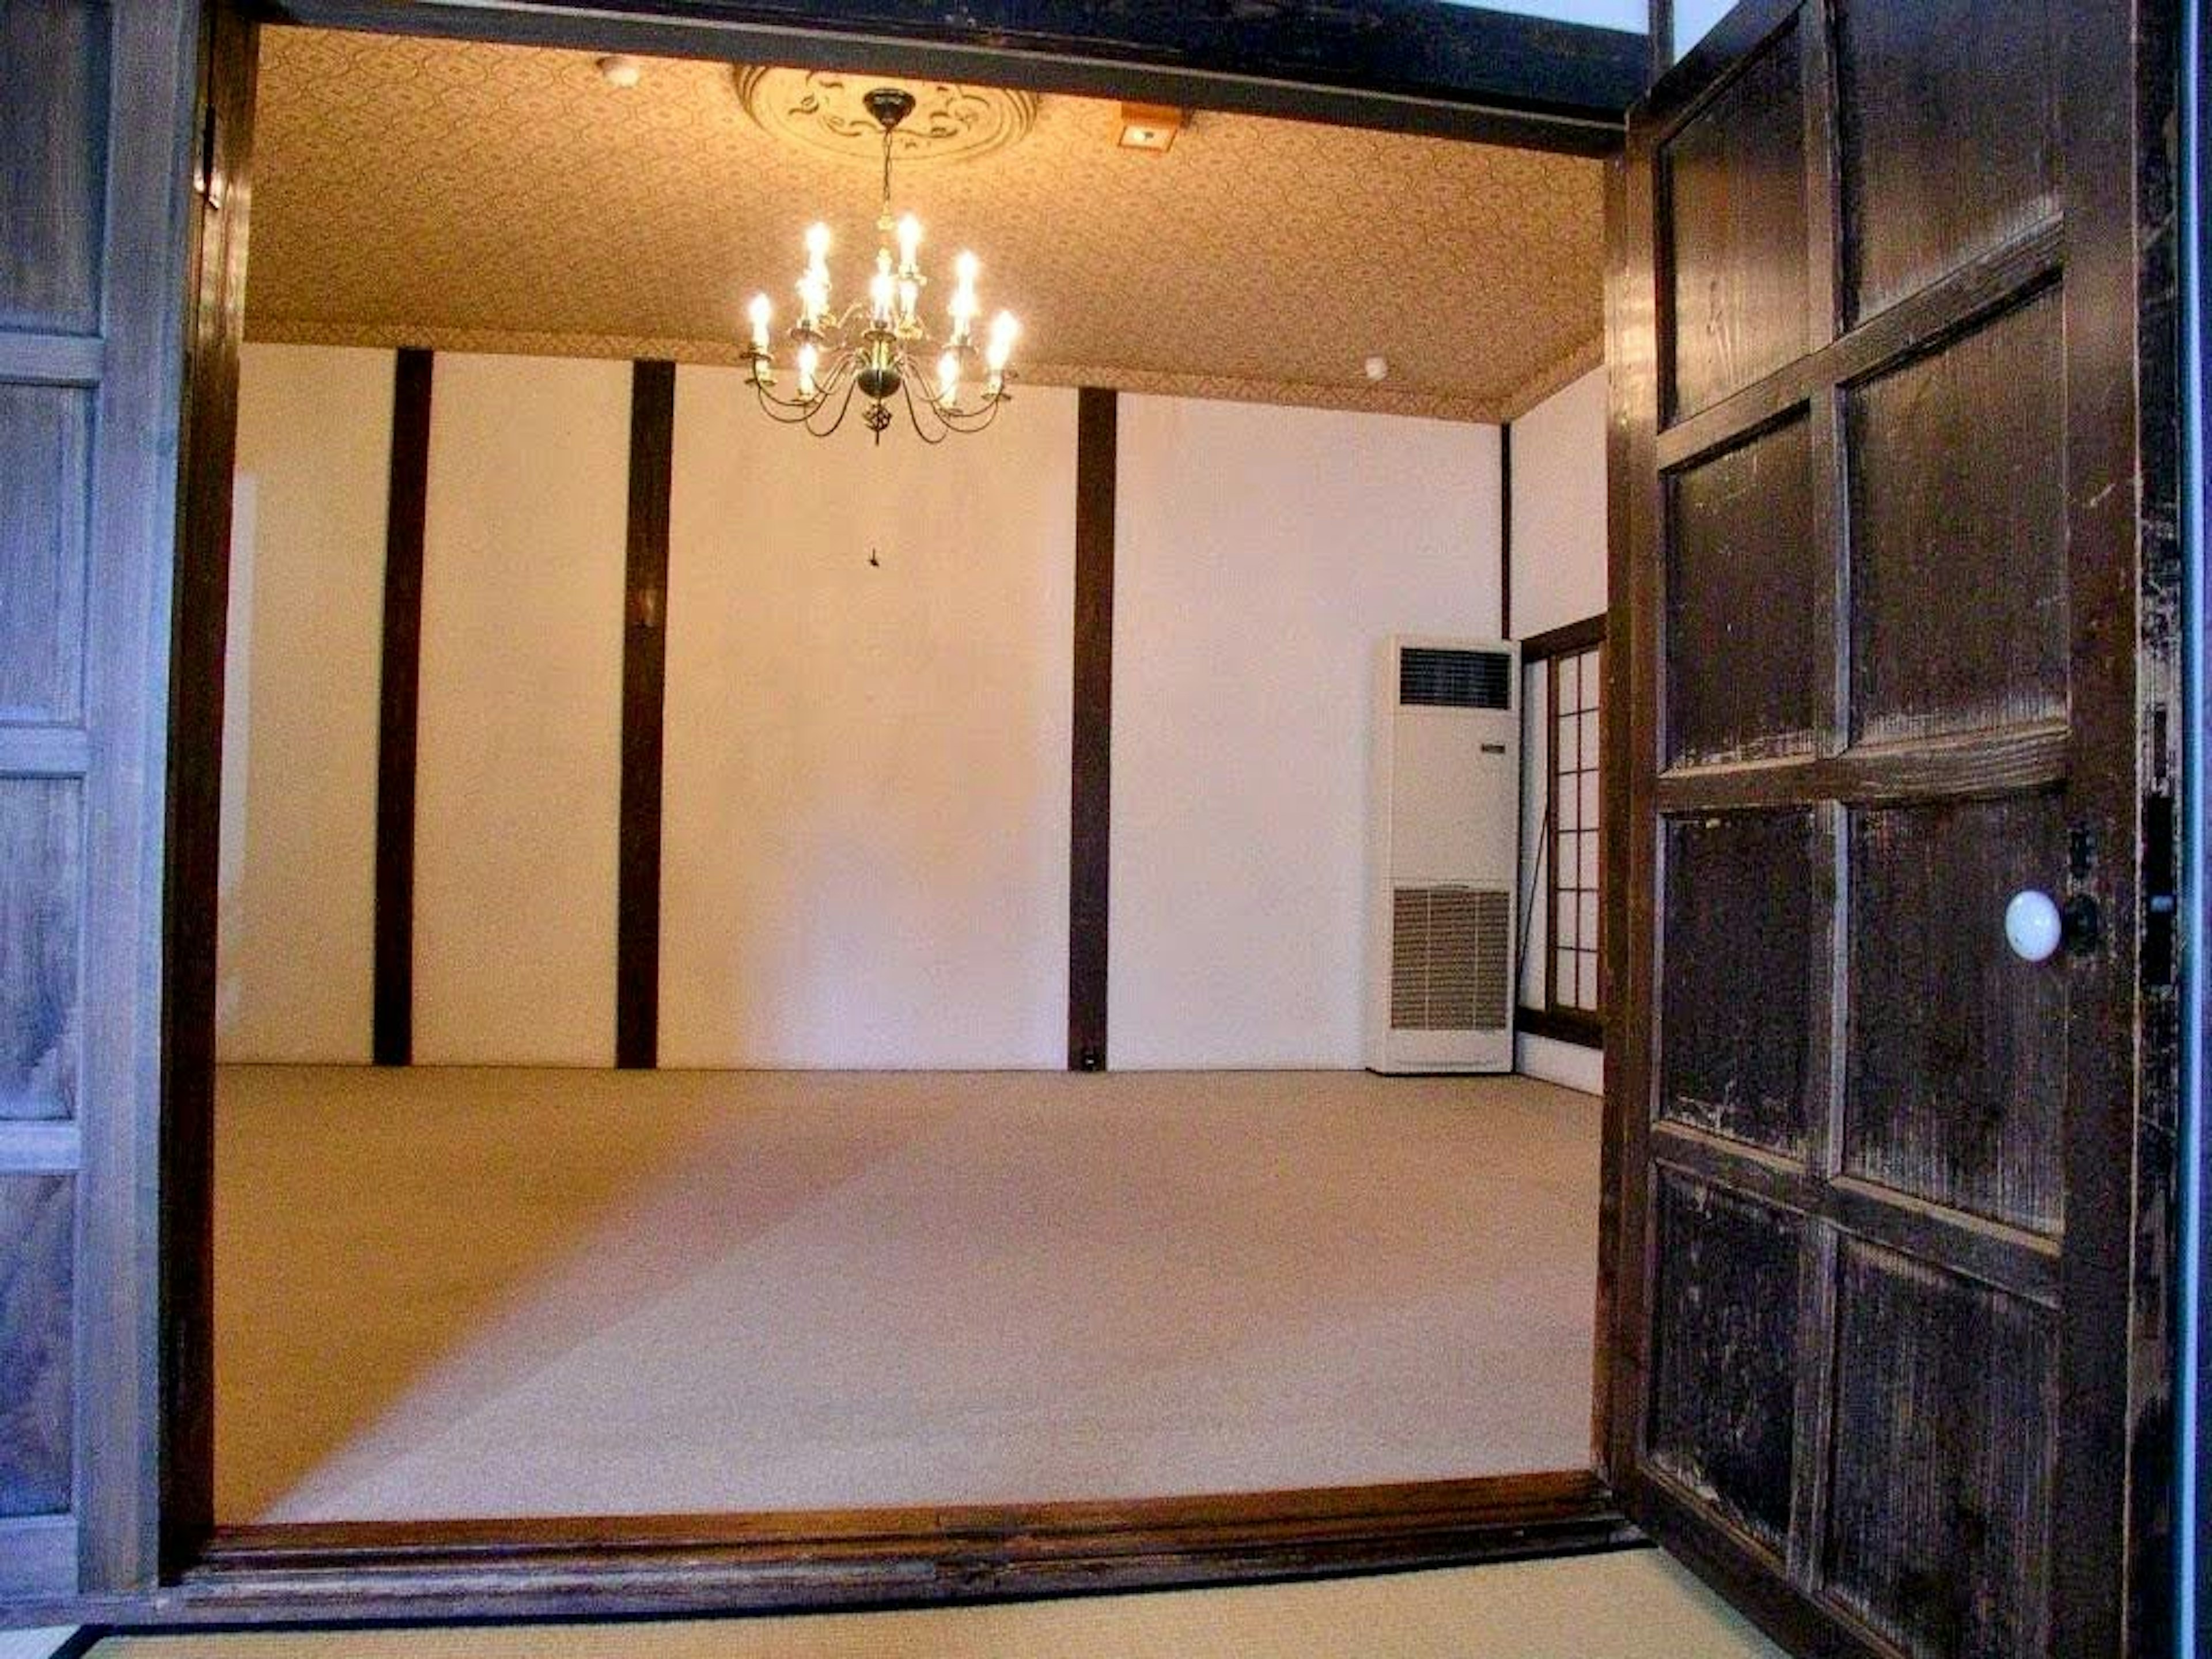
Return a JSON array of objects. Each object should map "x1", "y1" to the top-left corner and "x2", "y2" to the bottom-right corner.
[
  {"x1": 1602, "y1": 1, "x2": 2179, "y2": 1654},
  {"x1": 0, "y1": 0, "x2": 217, "y2": 1604}
]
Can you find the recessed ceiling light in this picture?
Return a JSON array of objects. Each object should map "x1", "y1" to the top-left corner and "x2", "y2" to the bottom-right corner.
[
  {"x1": 1118, "y1": 103, "x2": 1183, "y2": 152},
  {"x1": 596, "y1": 54, "x2": 642, "y2": 89},
  {"x1": 1365, "y1": 355, "x2": 1390, "y2": 382}
]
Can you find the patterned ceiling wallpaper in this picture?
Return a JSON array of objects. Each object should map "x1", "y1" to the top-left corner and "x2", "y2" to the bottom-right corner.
[{"x1": 246, "y1": 28, "x2": 1607, "y2": 423}]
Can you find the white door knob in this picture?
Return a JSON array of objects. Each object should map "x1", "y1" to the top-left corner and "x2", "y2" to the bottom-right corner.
[{"x1": 2005, "y1": 889, "x2": 2063, "y2": 962}]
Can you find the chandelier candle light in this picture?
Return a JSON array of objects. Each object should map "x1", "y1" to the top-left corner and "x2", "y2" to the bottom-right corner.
[{"x1": 744, "y1": 87, "x2": 1021, "y2": 444}]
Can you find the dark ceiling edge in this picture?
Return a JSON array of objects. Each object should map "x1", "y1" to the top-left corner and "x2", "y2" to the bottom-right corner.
[{"x1": 259, "y1": 0, "x2": 1643, "y2": 157}]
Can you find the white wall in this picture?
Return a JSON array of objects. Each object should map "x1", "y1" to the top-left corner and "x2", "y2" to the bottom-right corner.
[
  {"x1": 222, "y1": 355, "x2": 1524, "y2": 1076},
  {"x1": 412, "y1": 354, "x2": 629, "y2": 1065},
  {"x1": 1112, "y1": 397, "x2": 1501, "y2": 1069},
  {"x1": 1512, "y1": 366, "x2": 1609, "y2": 640},
  {"x1": 658, "y1": 368, "x2": 1077, "y2": 1069},
  {"x1": 217, "y1": 344, "x2": 392, "y2": 1062},
  {"x1": 1510, "y1": 366, "x2": 1608, "y2": 1095}
]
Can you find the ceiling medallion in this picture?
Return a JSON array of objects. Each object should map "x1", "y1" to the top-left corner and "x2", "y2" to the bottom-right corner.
[{"x1": 733, "y1": 67, "x2": 1039, "y2": 167}]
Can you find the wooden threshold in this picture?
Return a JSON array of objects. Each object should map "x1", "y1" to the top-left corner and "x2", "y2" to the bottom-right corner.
[{"x1": 69, "y1": 1472, "x2": 1635, "y2": 1628}]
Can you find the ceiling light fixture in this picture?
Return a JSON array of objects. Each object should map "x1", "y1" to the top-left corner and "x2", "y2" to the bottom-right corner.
[
  {"x1": 743, "y1": 87, "x2": 1021, "y2": 445},
  {"x1": 1117, "y1": 103, "x2": 1183, "y2": 152}
]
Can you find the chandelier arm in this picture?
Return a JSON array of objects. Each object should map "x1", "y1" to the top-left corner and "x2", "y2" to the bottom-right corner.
[
  {"x1": 897, "y1": 370, "x2": 954, "y2": 446},
  {"x1": 922, "y1": 391, "x2": 1002, "y2": 433},
  {"x1": 750, "y1": 376, "x2": 824, "y2": 425},
  {"x1": 751, "y1": 347, "x2": 860, "y2": 423},
  {"x1": 804, "y1": 373, "x2": 863, "y2": 440}
]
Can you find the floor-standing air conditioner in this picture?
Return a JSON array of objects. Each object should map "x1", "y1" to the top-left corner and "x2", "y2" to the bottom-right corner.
[{"x1": 1365, "y1": 635, "x2": 1520, "y2": 1073}]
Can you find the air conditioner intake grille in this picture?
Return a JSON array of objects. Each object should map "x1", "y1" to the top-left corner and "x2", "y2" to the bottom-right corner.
[
  {"x1": 1390, "y1": 887, "x2": 1510, "y2": 1032},
  {"x1": 1399, "y1": 647, "x2": 1511, "y2": 710}
]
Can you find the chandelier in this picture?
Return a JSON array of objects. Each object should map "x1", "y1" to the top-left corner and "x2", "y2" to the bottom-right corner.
[{"x1": 743, "y1": 87, "x2": 1021, "y2": 444}]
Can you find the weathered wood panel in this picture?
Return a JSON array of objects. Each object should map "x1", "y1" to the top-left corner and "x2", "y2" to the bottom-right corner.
[
  {"x1": 1662, "y1": 28, "x2": 1808, "y2": 420},
  {"x1": 1658, "y1": 808, "x2": 1821, "y2": 1156},
  {"x1": 1646, "y1": 1170, "x2": 1802, "y2": 1554},
  {"x1": 0, "y1": 781, "x2": 80, "y2": 1124},
  {"x1": 1847, "y1": 287, "x2": 2067, "y2": 746},
  {"x1": 1835, "y1": 0, "x2": 2058, "y2": 324},
  {"x1": 1821, "y1": 1238, "x2": 2054, "y2": 1657},
  {"x1": 0, "y1": 386, "x2": 90, "y2": 725},
  {"x1": 1846, "y1": 794, "x2": 2065, "y2": 1233},
  {"x1": 0, "y1": 1175, "x2": 72, "y2": 1516},
  {"x1": 0, "y1": 1, "x2": 107, "y2": 335},
  {"x1": 1664, "y1": 414, "x2": 1817, "y2": 764}
]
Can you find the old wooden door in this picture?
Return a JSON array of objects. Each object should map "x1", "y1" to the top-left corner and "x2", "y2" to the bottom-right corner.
[
  {"x1": 0, "y1": 0, "x2": 207, "y2": 1607},
  {"x1": 1603, "y1": 1, "x2": 2175, "y2": 1656}
]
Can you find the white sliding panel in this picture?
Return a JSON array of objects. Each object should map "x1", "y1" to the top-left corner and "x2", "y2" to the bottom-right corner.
[
  {"x1": 413, "y1": 354, "x2": 627, "y2": 1065},
  {"x1": 660, "y1": 367, "x2": 1077, "y2": 1069},
  {"x1": 1111, "y1": 396, "x2": 1499, "y2": 1069},
  {"x1": 217, "y1": 344, "x2": 392, "y2": 1062}
]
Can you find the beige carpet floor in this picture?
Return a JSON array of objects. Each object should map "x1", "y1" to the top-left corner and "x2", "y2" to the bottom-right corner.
[{"x1": 215, "y1": 1067, "x2": 1601, "y2": 1522}]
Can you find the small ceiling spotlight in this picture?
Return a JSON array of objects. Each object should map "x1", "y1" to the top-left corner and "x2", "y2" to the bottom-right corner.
[
  {"x1": 1117, "y1": 103, "x2": 1184, "y2": 152},
  {"x1": 1365, "y1": 355, "x2": 1391, "y2": 382},
  {"x1": 596, "y1": 54, "x2": 643, "y2": 89}
]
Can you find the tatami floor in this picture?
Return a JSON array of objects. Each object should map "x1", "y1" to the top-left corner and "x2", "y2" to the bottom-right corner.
[
  {"x1": 76, "y1": 1552, "x2": 1783, "y2": 1658},
  {"x1": 214, "y1": 1067, "x2": 1601, "y2": 1523}
]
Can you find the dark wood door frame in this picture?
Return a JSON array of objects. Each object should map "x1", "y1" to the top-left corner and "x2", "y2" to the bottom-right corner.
[
  {"x1": 264, "y1": 0, "x2": 1647, "y2": 156},
  {"x1": 103, "y1": 0, "x2": 2182, "y2": 1642},
  {"x1": 108, "y1": 0, "x2": 1653, "y2": 1633}
]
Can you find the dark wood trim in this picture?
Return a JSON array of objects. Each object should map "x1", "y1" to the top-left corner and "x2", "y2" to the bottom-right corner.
[
  {"x1": 1595, "y1": 129, "x2": 1655, "y2": 1501},
  {"x1": 1519, "y1": 621, "x2": 1610, "y2": 1046},
  {"x1": 2056, "y1": 0, "x2": 2174, "y2": 1648},
  {"x1": 1067, "y1": 387, "x2": 1116, "y2": 1072},
  {"x1": 160, "y1": 0, "x2": 259, "y2": 1582},
  {"x1": 2123, "y1": 11, "x2": 2188, "y2": 1654},
  {"x1": 1518, "y1": 612, "x2": 1607, "y2": 664},
  {"x1": 263, "y1": 0, "x2": 1646, "y2": 157},
  {"x1": 1653, "y1": 720, "x2": 2070, "y2": 813},
  {"x1": 1631, "y1": 0, "x2": 1801, "y2": 143},
  {"x1": 63, "y1": 0, "x2": 226, "y2": 1600},
  {"x1": 4, "y1": 1474, "x2": 1637, "y2": 1628},
  {"x1": 1652, "y1": 218, "x2": 2064, "y2": 475},
  {"x1": 372, "y1": 348, "x2": 432, "y2": 1068},
  {"x1": 616, "y1": 359, "x2": 675, "y2": 1071},
  {"x1": 1498, "y1": 421, "x2": 1513, "y2": 638},
  {"x1": 2188, "y1": 0, "x2": 2211, "y2": 1634},
  {"x1": 1517, "y1": 1005, "x2": 1603, "y2": 1051}
]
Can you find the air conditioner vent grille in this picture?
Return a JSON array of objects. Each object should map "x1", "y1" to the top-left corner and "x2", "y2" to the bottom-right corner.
[
  {"x1": 1399, "y1": 647, "x2": 1511, "y2": 710},
  {"x1": 1389, "y1": 886, "x2": 1510, "y2": 1033}
]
